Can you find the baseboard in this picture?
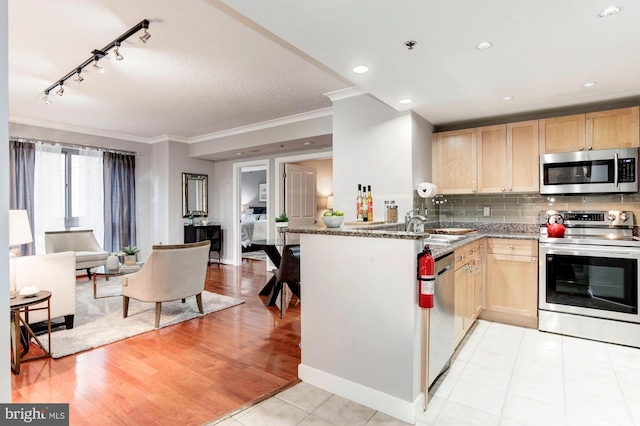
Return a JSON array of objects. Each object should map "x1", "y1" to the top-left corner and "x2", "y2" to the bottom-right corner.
[
  {"x1": 298, "y1": 364, "x2": 424, "y2": 424},
  {"x1": 479, "y1": 309, "x2": 538, "y2": 328}
]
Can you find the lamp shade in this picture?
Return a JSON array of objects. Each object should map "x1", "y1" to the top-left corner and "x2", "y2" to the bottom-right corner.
[
  {"x1": 9, "y1": 210, "x2": 33, "y2": 246},
  {"x1": 327, "y1": 196, "x2": 334, "y2": 210}
]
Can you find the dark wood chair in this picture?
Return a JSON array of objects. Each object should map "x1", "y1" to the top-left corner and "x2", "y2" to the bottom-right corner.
[{"x1": 271, "y1": 244, "x2": 301, "y2": 318}]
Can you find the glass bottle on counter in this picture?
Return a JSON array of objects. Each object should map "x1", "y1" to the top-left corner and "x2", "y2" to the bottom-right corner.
[
  {"x1": 367, "y1": 185, "x2": 373, "y2": 221},
  {"x1": 356, "y1": 184, "x2": 363, "y2": 221},
  {"x1": 385, "y1": 200, "x2": 398, "y2": 223},
  {"x1": 362, "y1": 184, "x2": 368, "y2": 221}
]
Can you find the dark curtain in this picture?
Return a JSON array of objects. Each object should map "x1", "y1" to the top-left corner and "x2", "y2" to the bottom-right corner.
[
  {"x1": 103, "y1": 152, "x2": 136, "y2": 252},
  {"x1": 9, "y1": 140, "x2": 36, "y2": 255}
]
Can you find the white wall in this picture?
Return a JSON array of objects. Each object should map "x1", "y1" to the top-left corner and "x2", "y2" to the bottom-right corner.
[
  {"x1": 1, "y1": 0, "x2": 10, "y2": 401},
  {"x1": 333, "y1": 94, "x2": 415, "y2": 222}
]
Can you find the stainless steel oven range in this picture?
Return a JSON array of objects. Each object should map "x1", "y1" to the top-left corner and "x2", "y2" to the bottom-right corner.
[{"x1": 539, "y1": 210, "x2": 640, "y2": 347}]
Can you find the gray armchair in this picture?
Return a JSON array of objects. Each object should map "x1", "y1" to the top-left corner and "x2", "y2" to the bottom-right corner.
[{"x1": 121, "y1": 241, "x2": 211, "y2": 328}]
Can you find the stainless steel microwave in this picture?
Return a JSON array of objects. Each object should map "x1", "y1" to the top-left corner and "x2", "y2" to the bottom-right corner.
[{"x1": 540, "y1": 147, "x2": 639, "y2": 195}]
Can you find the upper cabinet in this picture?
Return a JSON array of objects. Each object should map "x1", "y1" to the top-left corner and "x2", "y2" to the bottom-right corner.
[
  {"x1": 477, "y1": 121, "x2": 539, "y2": 194},
  {"x1": 432, "y1": 129, "x2": 478, "y2": 194},
  {"x1": 540, "y1": 107, "x2": 639, "y2": 153},
  {"x1": 538, "y1": 114, "x2": 586, "y2": 153},
  {"x1": 586, "y1": 107, "x2": 639, "y2": 150}
]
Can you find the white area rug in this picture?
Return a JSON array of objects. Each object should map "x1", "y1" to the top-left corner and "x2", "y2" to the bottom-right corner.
[
  {"x1": 242, "y1": 250, "x2": 267, "y2": 261},
  {"x1": 39, "y1": 279, "x2": 244, "y2": 358}
]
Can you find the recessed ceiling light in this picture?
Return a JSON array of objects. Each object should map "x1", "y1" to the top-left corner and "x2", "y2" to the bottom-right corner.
[
  {"x1": 501, "y1": 96, "x2": 513, "y2": 101},
  {"x1": 582, "y1": 82, "x2": 597, "y2": 88},
  {"x1": 476, "y1": 41, "x2": 492, "y2": 50},
  {"x1": 352, "y1": 65, "x2": 369, "y2": 74},
  {"x1": 399, "y1": 98, "x2": 413, "y2": 105},
  {"x1": 304, "y1": 141, "x2": 313, "y2": 146},
  {"x1": 235, "y1": 152, "x2": 245, "y2": 156},
  {"x1": 599, "y1": 6, "x2": 621, "y2": 18}
]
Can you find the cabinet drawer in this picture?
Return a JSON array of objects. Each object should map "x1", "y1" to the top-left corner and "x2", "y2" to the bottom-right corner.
[
  {"x1": 487, "y1": 238, "x2": 536, "y2": 256},
  {"x1": 455, "y1": 240, "x2": 480, "y2": 270}
]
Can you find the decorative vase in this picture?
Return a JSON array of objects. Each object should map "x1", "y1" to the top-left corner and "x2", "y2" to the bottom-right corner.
[
  {"x1": 124, "y1": 254, "x2": 137, "y2": 266},
  {"x1": 106, "y1": 253, "x2": 120, "y2": 271}
]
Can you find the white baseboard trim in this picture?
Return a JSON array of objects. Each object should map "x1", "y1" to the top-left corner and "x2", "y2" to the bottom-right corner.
[{"x1": 298, "y1": 364, "x2": 424, "y2": 424}]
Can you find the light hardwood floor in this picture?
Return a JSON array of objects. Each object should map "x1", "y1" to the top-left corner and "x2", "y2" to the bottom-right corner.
[{"x1": 10, "y1": 259, "x2": 301, "y2": 425}]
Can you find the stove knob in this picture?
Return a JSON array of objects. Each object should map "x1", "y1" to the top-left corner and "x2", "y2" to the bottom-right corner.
[
  {"x1": 619, "y1": 212, "x2": 628, "y2": 222},
  {"x1": 608, "y1": 213, "x2": 617, "y2": 222}
]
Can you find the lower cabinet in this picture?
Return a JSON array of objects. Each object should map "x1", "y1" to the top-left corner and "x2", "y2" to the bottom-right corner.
[
  {"x1": 454, "y1": 238, "x2": 485, "y2": 347},
  {"x1": 482, "y1": 238, "x2": 538, "y2": 328}
]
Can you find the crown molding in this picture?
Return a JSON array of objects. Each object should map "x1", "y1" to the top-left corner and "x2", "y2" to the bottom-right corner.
[
  {"x1": 323, "y1": 86, "x2": 367, "y2": 102},
  {"x1": 9, "y1": 116, "x2": 152, "y2": 143},
  {"x1": 188, "y1": 107, "x2": 333, "y2": 143}
]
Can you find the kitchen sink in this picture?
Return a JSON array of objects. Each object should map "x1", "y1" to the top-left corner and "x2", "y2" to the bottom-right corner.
[{"x1": 424, "y1": 234, "x2": 469, "y2": 245}]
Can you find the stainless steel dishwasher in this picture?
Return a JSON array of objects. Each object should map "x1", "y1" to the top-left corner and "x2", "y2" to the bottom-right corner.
[{"x1": 428, "y1": 251, "x2": 455, "y2": 387}]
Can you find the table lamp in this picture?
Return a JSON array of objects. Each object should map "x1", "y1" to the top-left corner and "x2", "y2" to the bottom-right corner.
[
  {"x1": 327, "y1": 195, "x2": 334, "y2": 211},
  {"x1": 9, "y1": 209, "x2": 33, "y2": 298}
]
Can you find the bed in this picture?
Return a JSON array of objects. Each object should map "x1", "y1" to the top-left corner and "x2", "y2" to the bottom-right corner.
[{"x1": 241, "y1": 207, "x2": 268, "y2": 251}]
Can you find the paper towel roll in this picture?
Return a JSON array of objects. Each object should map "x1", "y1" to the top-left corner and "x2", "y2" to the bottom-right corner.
[{"x1": 417, "y1": 182, "x2": 438, "y2": 198}]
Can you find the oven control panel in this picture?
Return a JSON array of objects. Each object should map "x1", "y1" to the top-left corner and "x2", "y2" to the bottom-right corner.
[{"x1": 541, "y1": 210, "x2": 633, "y2": 227}]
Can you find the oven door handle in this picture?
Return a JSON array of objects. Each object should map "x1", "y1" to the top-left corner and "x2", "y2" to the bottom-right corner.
[
  {"x1": 544, "y1": 247, "x2": 640, "y2": 257},
  {"x1": 615, "y1": 152, "x2": 619, "y2": 187}
]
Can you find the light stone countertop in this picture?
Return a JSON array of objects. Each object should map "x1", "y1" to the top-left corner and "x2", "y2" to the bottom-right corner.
[{"x1": 287, "y1": 223, "x2": 539, "y2": 259}]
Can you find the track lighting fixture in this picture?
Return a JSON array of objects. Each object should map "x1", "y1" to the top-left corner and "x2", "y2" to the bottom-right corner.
[
  {"x1": 92, "y1": 58, "x2": 104, "y2": 73},
  {"x1": 42, "y1": 19, "x2": 150, "y2": 103},
  {"x1": 114, "y1": 42, "x2": 124, "y2": 61},
  {"x1": 139, "y1": 21, "x2": 151, "y2": 44},
  {"x1": 74, "y1": 70, "x2": 84, "y2": 85}
]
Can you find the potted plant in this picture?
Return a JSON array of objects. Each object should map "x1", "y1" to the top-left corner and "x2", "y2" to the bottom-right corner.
[
  {"x1": 121, "y1": 245, "x2": 140, "y2": 266},
  {"x1": 275, "y1": 213, "x2": 289, "y2": 228}
]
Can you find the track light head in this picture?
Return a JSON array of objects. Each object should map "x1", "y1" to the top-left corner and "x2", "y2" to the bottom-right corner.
[
  {"x1": 114, "y1": 46, "x2": 124, "y2": 61},
  {"x1": 56, "y1": 83, "x2": 64, "y2": 96},
  {"x1": 93, "y1": 58, "x2": 104, "y2": 73},
  {"x1": 74, "y1": 70, "x2": 84, "y2": 85},
  {"x1": 43, "y1": 91, "x2": 51, "y2": 104},
  {"x1": 139, "y1": 29, "x2": 151, "y2": 43}
]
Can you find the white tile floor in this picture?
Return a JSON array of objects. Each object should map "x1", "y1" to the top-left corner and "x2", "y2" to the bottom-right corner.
[{"x1": 209, "y1": 320, "x2": 640, "y2": 426}]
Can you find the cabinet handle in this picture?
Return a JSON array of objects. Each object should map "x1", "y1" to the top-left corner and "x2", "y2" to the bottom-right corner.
[
  {"x1": 579, "y1": 147, "x2": 584, "y2": 151},
  {"x1": 501, "y1": 188, "x2": 505, "y2": 192},
  {"x1": 472, "y1": 189, "x2": 476, "y2": 193},
  {"x1": 508, "y1": 187, "x2": 512, "y2": 191},
  {"x1": 509, "y1": 245, "x2": 514, "y2": 249},
  {"x1": 588, "y1": 146, "x2": 593, "y2": 150}
]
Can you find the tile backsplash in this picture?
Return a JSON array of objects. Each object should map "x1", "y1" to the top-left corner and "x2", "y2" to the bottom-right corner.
[{"x1": 413, "y1": 192, "x2": 640, "y2": 226}]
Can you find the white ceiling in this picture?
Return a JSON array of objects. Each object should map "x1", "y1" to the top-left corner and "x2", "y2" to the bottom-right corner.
[
  {"x1": 8, "y1": 0, "x2": 640, "y2": 156},
  {"x1": 8, "y1": 0, "x2": 351, "y2": 143}
]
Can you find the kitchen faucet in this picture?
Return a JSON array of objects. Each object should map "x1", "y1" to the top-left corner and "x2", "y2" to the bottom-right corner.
[{"x1": 405, "y1": 208, "x2": 427, "y2": 233}]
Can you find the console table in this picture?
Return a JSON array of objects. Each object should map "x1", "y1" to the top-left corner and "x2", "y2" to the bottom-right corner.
[{"x1": 184, "y1": 224, "x2": 222, "y2": 266}]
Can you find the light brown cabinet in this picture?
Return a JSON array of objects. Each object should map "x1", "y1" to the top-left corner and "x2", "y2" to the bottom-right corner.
[
  {"x1": 482, "y1": 238, "x2": 538, "y2": 328},
  {"x1": 453, "y1": 239, "x2": 485, "y2": 347},
  {"x1": 540, "y1": 107, "x2": 639, "y2": 153},
  {"x1": 477, "y1": 121, "x2": 539, "y2": 193},
  {"x1": 586, "y1": 107, "x2": 639, "y2": 150},
  {"x1": 432, "y1": 129, "x2": 478, "y2": 194}
]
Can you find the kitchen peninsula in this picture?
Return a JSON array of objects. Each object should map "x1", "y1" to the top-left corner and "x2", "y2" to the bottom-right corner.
[{"x1": 289, "y1": 225, "x2": 432, "y2": 424}]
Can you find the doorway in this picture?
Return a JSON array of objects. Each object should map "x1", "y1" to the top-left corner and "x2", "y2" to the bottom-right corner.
[{"x1": 232, "y1": 160, "x2": 269, "y2": 266}]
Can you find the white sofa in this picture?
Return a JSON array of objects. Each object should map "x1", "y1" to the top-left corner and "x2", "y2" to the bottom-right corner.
[
  {"x1": 11, "y1": 251, "x2": 77, "y2": 329},
  {"x1": 45, "y1": 229, "x2": 109, "y2": 278}
]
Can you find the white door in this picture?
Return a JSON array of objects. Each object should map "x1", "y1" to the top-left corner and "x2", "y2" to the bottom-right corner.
[{"x1": 285, "y1": 163, "x2": 317, "y2": 228}]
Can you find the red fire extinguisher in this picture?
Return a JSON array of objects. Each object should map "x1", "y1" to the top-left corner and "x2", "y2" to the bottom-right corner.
[{"x1": 417, "y1": 246, "x2": 435, "y2": 309}]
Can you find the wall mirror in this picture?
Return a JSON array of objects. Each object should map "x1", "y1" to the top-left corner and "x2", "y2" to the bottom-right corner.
[{"x1": 182, "y1": 172, "x2": 208, "y2": 217}]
